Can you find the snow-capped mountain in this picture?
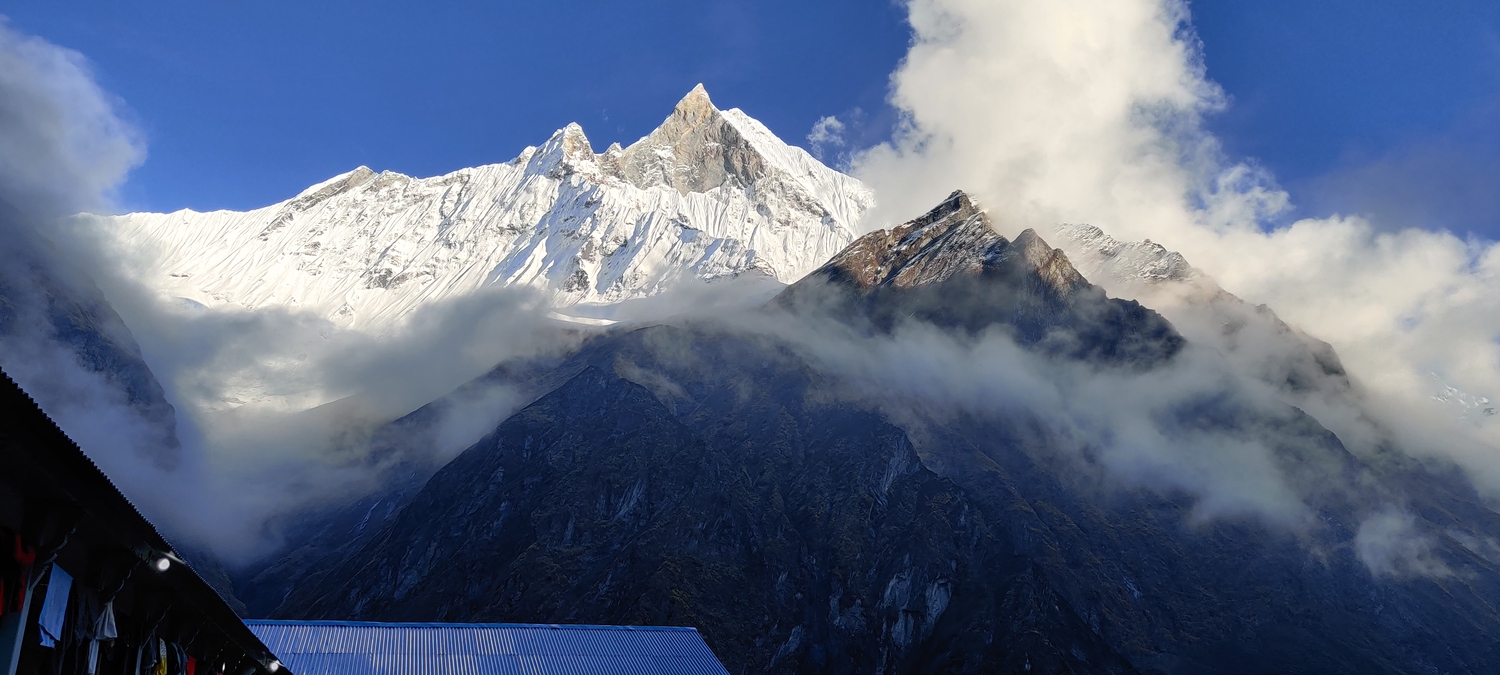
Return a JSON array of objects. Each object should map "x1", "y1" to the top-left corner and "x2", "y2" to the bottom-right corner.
[{"x1": 98, "y1": 85, "x2": 872, "y2": 330}]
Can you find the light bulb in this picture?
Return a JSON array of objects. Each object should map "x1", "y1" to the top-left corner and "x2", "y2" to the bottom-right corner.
[{"x1": 153, "y1": 557, "x2": 170, "y2": 572}]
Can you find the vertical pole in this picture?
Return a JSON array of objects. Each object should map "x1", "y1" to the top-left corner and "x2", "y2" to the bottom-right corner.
[{"x1": 0, "y1": 577, "x2": 34, "y2": 675}]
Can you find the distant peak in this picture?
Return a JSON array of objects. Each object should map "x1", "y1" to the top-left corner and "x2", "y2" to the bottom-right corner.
[
  {"x1": 1052, "y1": 222, "x2": 1202, "y2": 287},
  {"x1": 293, "y1": 166, "x2": 377, "y2": 200},
  {"x1": 540, "y1": 122, "x2": 590, "y2": 146},
  {"x1": 1013, "y1": 228, "x2": 1046, "y2": 250},
  {"x1": 675, "y1": 83, "x2": 714, "y2": 112},
  {"x1": 939, "y1": 189, "x2": 978, "y2": 212},
  {"x1": 613, "y1": 84, "x2": 747, "y2": 193},
  {"x1": 889, "y1": 189, "x2": 982, "y2": 240},
  {"x1": 527, "y1": 123, "x2": 598, "y2": 177}
]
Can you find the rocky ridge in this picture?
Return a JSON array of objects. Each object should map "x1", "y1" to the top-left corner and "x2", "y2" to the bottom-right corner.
[{"x1": 780, "y1": 191, "x2": 1183, "y2": 366}]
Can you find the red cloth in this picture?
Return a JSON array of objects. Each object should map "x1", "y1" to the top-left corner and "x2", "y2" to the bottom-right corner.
[
  {"x1": 1, "y1": 529, "x2": 35, "y2": 615},
  {"x1": 185, "y1": 656, "x2": 197, "y2": 675}
]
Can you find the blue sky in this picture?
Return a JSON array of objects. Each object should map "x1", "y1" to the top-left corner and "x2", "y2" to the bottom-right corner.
[{"x1": 6, "y1": 1, "x2": 1499, "y2": 237}]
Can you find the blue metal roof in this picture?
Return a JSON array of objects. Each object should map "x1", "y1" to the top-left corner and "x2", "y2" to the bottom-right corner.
[{"x1": 245, "y1": 621, "x2": 730, "y2": 675}]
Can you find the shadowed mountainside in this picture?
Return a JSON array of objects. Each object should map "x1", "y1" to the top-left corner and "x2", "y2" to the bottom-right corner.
[{"x1": 255, "y1": 193, "x2": 1500, "y2": 674}]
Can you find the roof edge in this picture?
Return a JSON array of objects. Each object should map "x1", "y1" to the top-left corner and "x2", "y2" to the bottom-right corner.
[{"x1": 245, "y1": 620, "x2": 702, "y2": 632}]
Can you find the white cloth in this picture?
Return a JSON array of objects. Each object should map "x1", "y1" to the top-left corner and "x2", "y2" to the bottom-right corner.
[{"x1": 86, "y1": 600, "x2": 117, "y2": 673}]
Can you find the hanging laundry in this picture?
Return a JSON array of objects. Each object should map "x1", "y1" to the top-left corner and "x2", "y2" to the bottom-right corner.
[
  {"x1": 170, "y1": 642, "x2": 190, "y2": 675},
  {"x1": 36, "y1": 565, "x2": 71, "y2": 648},
  {"x1": 84, "y1": 598, "x2": 118, "y2": 674},
  {"x1": 95, "y1": 599, "x2": 117, "y2": 639},
  {"x1": 70, "y1": 584, "x2": 103, "y2": 674},
  {"x1": 152, "y1": 639, "x2": 168, "y2": 675},
  {"x1": 135, "y1": 629, "x2": 158, "y2": 675}
]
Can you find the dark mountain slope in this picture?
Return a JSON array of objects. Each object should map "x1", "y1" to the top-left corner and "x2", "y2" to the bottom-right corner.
[
  {"x1": 283, "y1": 353, "x2": 1137, "y2": 674},
  {"x1": 233, "y1": 349, "x2": 586, "y2": 617},
  {"x1": 0, "y1": 212, "x2": 180, "y2": 459},
  {"x1": 265, "y1": 193, "x2": 1500, "y2": 674}
]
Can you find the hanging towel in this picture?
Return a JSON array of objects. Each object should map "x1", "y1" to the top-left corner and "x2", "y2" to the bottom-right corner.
[
  {"x1": 85, "y1": 599, "x2": 118, "y2": 674},
  {"x1": 95, "y1": 599, "x2": 118, "y2": 639},
  {"x1": 37, "y1": 565, "x2": 71, "y2": 648}
]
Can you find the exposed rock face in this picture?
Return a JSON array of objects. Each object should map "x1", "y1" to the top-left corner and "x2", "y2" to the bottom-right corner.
[
  {"x1": 615, "y1": 84, "x2": 768, "y2": 195},
  {"x1": 779, "y1": 191, "x2": 1183, "y2": 367},
  {"x1": 267, "y1": 323, "x2": 1500, "y2": 675}
]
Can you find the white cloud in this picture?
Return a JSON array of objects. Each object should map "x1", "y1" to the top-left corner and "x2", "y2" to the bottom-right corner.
[
  {"x1": 0, "y1": 17, "x2": 142, "y2": 218},
  {"x1": 1356, "y1": 508, "x2": 1451, "y2": 579},
  {"x1": 0, "y1": 19, "x2": 191, "y2": 543},
  {"x1": 807, "y1": 115, "x2": 848, "y2": 161},
  {"x1": 48, "y1": 218, "x2": 588, "y2": 560},
  {"x1": 851, "y1": 0, "x2": 1500, "y2": 504}
]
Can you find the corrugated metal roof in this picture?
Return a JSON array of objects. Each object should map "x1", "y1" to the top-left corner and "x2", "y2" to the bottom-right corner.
[{"x1": 246, "y1": 621, "x2": 730, "y2": 675}]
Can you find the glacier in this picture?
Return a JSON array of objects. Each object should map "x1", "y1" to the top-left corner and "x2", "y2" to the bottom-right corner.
[{"x1": 94, "y1": 85, "x2": 873, "y2": 331}]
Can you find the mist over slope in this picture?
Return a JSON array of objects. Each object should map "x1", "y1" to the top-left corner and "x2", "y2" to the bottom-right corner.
[
  {"x1": 260, "y1": 194, "x2": 1500, "y2": 674},
  {"x1": 0, "y1": 18, "x2": 192, "y2": 532}
]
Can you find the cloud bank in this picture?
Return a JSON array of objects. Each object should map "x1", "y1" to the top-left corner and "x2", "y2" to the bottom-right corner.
[
  {"x1": 51, "y1": 216, "x2": 587, "y2": 561},
  {"x1": 0, "y1": 18, "x2": 586, "y2": 562},
  {"x1": 850, "y1": 0, "x2": 1500, "y2": 499}
]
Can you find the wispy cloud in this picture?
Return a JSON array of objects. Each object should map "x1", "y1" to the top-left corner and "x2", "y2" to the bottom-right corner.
[
  {"x1": 0, "y1": 17, "x2": 142, "y2": 218},
  {"x1": 847, "y1": 0, "x2": 1500, "y2": 520},
  {"x1": 807, "y1": 115, "x2": 847, "y2": 162}
]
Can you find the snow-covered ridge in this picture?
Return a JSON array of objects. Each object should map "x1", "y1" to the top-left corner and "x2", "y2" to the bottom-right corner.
[
  {"x1": 1053, "y1": 223, "x2": 1201, "y2": 289},
  {"x1": 1431, "y1": 373, "x2": 1498, "y2": 422},
  {"x1": 98, "y1": 85, "x2": 873, "y2": 331}
]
